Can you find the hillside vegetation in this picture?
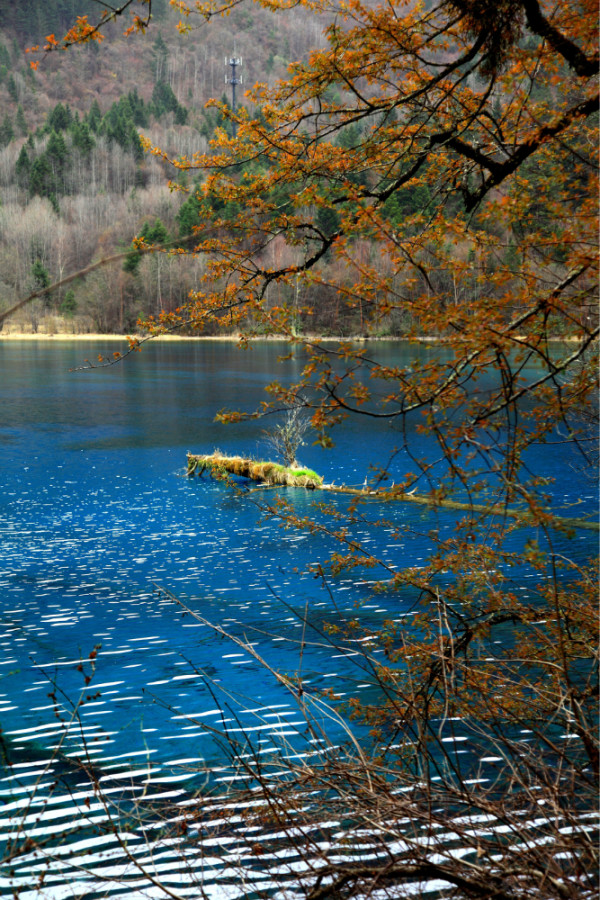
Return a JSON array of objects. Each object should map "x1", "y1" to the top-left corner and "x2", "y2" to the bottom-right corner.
[
  {"x1": 0, "y1": 1, "x2": 327, "y2": 334},
  {"x1": 2, "y1": 1, "x2": 587, "y2": 340},
  {"x1": 0, "y1": 2, "x2": 597, "y2": 899}
]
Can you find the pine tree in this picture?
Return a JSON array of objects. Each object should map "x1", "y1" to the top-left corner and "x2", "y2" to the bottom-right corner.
[
  {"x1": 128, "y1": 122, "x2": 143, "y2": 161},
  {"x1": 142, "y1": 218, "x2": 169, "y2": 244},
  {"x1": 177, "y1": 187, "x2": 204, "y2": 237},
  {"x1": 0, "y1": 114, "x2": 14, "y2": 148},
  {"x1": 123, "y1": 219, "x2": 169, "y2": 275},
  {"x1": 45, "y1": 130, "x2": 69, "y2": 187},
  {"x1": 31, "y1": 259, "x2": 51, "y2": 307},
  {"x1": 70, "y1": 121, "x2": 95, "y2": 156},
  {"x1": 151, "y1": 33, "x2": 168, "y2": 82},
  {"x1": 86, "y1": 99, "x2": 102, "y2": 133},
  {"x1": 7, "y1": 74, "x2": 18, "y2": 102},
  {"x1": 47, "y1": 102, "x2": 72, "y2": 133},
  {"x1": 127, "y1": 89, "x2": 148, "y2": 127},
  {"x1": 15, "y1": 104, "x2": 27, "y2": 135},
  {"x1": 15, "y1": 144, "x2": 31, "y2": 189},
  {"x1": 59, "y1": 289, "x2": 77, "y2": 317},
  {"x1": 29, "y1": 155, "x2": 56, "y2": 200},
  {"x1": 151, "y1": 80, "x2": 187, "y2": 123}
]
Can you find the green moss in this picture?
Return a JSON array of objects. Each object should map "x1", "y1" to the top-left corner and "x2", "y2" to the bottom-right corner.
[
  {"x1": 187, "y1": 453, "x2": 323, "y2": 488},
  {"x1": 289, "y1": 467, "x2": 322, "y2": 483},
  {"x1": 255, "y1": 460, "x2": 322, "y2": 484}
]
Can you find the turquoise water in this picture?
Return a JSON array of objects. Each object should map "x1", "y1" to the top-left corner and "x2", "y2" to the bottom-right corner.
[
  {"x1": 0, "y1": 341, "x2": 420, "y2": 768},
  {"x1": 0, "y1": 339, "x2": 596, "y2": 897}
]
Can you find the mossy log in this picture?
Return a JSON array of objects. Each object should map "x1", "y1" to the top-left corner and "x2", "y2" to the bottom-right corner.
[
  {"x1": 187, "y1": 453, "x2": 598, "y2": 532},
  {"x1": 187, "y1": 452, "x2": 323, "y2": 489}
]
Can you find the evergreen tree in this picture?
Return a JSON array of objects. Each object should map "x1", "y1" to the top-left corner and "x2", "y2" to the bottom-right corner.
[
  {"x1": 336, "y1": 122, "x2": 362, "y2": 149},
  {"x1": 96, "y1": 95, "x2": 148, "y2": 159},
  {"x1": 70, "y1": 121, "x2": 95, "y2": 156},
  {"x1": 7, "y1": 74, "x2": 18, "y2": 102},
  {"x1": 86, "y1": 99, "x2": 102, "y2": 133},
  {"x1": 142, "y1": 218, "x2": 169, "y2": 244},
  {"x1": 383, "y1": 181, "x2": 433, "y2": 224},
  {"x1": 214, "y1": 93, "x2": 234, "y2": 137},
  {"x1": 101, "y1": 100, "x2": 137, "y2": 153},
  {"x1": 29, "y1": 155, "x2": 56, "y2": 201},
  {"x1": 151, "y1": 80, "x2": 187, "y2": 123},
  {"x1": 123, "y1": 246, "x2": 142, "y2": 276},
  {"x1": 31, "y1": 259, "x2": 51, "y2": 307},
  {"x1": 127, "y1": 89, "x2": 148, "y2": 127},
  {"x1": 47, "y1": 102, "x2": 72, "y2": 133},
  {"x1": 174, "y1": 105, "x2": 188, "y2": 126},
  {"x1": 1, "y1": 0, "x2": 101, "y2": 44},
  {"x1": 315, "y1": 205, "x2": 341, "y2": 236},
  {"x1": 123, "y1": 219, "x2": 169, "y2": 275},
  {"x1": 45, "y1": 130, "x2": 69, "y2": 183},
  {"x1": 15, "y1": 104, "x2": 27, "y2": 135},
  {"x1": 0, "y1": 114, "x2": 14, "y2": 148},
  {"x1": 151, "y1": 33, "x2": 169, "y2": 82},
  {"x1": 15, "y1": 144, "x2": 31, "y2": 189},
  {"x1": 117, "y1": 94, "x2": 134, "y2": 122},
  {"x1": 112, "y1": 114, "x2": 130, "y2": 147},
  {"x1": 177, "y1": 188, "x2": 204, "y2": 236},
  {"x1": 59, "y1": 289, "x2": 77, "y2": 317},
  {"x1": 128, "y1": 122, "x2": 143, "y2": 161}
]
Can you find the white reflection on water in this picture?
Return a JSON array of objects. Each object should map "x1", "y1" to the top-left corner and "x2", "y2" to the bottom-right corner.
[{"x1": 0, "y1": 341, "x2": 596, "y2": 896}]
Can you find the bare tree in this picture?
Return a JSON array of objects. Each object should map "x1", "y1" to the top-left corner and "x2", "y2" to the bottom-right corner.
[{"x1": 262, "y1": 401, "x2": 312, "y2": 468}]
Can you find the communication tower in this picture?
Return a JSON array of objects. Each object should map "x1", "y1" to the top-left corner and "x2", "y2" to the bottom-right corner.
[{"x1": 225, "y1": 55, "x2": 243, "y2": 137}]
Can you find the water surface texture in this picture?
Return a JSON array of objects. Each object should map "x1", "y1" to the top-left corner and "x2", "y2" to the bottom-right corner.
[{"x1": 0, "y1": 340, "x2": 595, "y2": 897}]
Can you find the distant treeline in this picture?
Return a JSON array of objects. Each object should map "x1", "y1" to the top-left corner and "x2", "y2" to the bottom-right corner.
[
  {"x1": 10, "y1": 89, "x2": 188, "y2": 210},
  {"x1": 3, "y1": 0, "x2": 169, "y2": 45}
]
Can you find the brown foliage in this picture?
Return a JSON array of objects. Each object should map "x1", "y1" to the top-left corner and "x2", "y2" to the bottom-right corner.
[{"x1": 6, "y1": 0, "x2": 598, "y2": 897}]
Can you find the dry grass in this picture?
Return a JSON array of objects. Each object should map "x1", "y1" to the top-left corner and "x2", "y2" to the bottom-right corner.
[
  {"x1": 187, "y1": 453, "x2": 323, "y2": 489},
  {"x1": 186, "y1": 453, "x2": 599, "y2": 531}
]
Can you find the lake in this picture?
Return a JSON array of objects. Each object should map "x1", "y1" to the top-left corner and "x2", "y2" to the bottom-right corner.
[{"x1": 0, "y1": 339, "x2": 596, "y2": 898}]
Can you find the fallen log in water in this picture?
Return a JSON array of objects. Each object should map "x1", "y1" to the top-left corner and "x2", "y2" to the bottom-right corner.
[
  {"x1": 187, "y1": 452, "x2": 323, "y2": 489},
  {"x1": 318, "y1": 484, "x2": 599, "y2": 531},
  {"x1": 187, "y1": 453, "x2": 599, "y2": 532}
]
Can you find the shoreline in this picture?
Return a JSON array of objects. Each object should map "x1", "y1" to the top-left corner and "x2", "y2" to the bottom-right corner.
[
  {"x1": 0, "y1": 332, "x2": 583, "y2": 343},
  {"x1": 0, "y1": 332, "x2": 430, "y2": 343},
  {"x1": 0, "y1": 332, "x2": 236, "y2": 342}
]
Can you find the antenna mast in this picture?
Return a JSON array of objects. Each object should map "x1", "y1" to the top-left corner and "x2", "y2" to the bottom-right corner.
[{"x1": 225, "y1": 55, "x2": 243, "y2": 137}]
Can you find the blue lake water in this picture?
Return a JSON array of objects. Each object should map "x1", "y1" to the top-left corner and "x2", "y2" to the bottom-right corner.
[{"x1": 0, "y1": 339, "x2": 596, "y2": 897}]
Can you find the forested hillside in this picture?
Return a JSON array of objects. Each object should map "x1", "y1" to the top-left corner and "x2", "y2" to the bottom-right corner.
[
  {"x1": 0, "y1": 0, "x2": 325, "y2": 333},
  {"x1": 0, "y1": 3, "x2": 597, "y2": 898},
  {"x1": 0, "y1": 1, "x2": 595, "y2": 339}
]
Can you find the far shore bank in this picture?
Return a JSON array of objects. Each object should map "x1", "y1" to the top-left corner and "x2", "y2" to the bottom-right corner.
[
  {"x1": 0, "y1": 332, "x2": 583, "y2": 343},
  {"x1": 0, "y1": 332, "x2": 433, "y2": 344}
]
